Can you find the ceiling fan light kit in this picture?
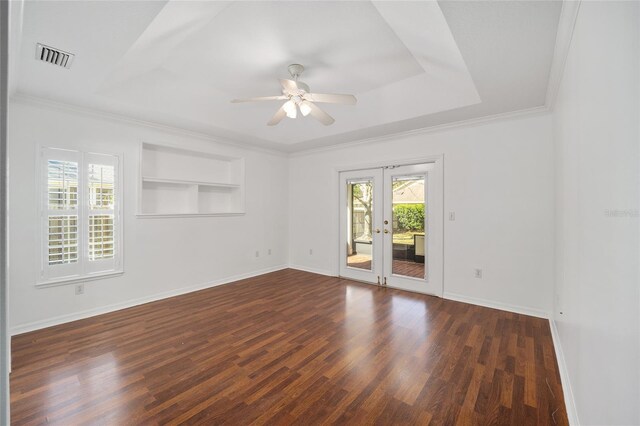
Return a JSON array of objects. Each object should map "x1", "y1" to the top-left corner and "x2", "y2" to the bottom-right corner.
[
  {"x1": 283, "y1": 100, "x2": 297, "y2": 119},
  {"x1": 231, "y1": 64, "x2": 357, "y2": 126}
]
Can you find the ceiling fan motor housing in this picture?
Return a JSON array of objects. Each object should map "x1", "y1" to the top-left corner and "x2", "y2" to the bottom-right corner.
[{"x1": 287, "y1": 64, "x2": 309, "y2": 93}]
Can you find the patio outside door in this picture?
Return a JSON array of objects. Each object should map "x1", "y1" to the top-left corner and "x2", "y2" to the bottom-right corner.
[{"x1": 339, "y1": 160, "x2": 443, "y2": 296}]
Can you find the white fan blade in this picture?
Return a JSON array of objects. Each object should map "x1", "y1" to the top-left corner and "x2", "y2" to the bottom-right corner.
[
  {"x1": 304, "y1": 101, "x2": 335, "y2": 126},
  {"x1": 280, "y1": 79, "x2": 299, "y2": 94},
  {"x1": 231, "y1": 95, "x2": 287, "y2": 103},
  {"x1": 267, "y1": 105, "x2": 287, "y2": 126},
  {"x1": 305, "y1": 93, "x2": 357, "y2": 105}
]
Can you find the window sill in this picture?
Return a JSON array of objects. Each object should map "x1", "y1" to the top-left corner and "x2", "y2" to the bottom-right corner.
[
  {"x1": 36, "y1": 270, "x2": 124, "y2": 288},
  {"x1": 136, "y1": 212, "x2": 245, "y2": 218}
]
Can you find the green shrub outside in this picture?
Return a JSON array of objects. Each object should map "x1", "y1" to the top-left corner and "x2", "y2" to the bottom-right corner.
[{"x1": 393, "y1": 203, "x2": 425, "y2": 232}]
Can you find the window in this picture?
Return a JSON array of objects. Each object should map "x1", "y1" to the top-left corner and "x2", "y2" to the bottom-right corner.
[{"x1": 39, "y1": 148, "x2": 122, "y2": 285}]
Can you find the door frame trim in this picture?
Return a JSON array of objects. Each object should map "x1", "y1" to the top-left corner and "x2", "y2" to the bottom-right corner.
[
  {"x1": 332, "y1": 154, "x2": 444, "y2": 296},
  {"x1": 334, "y1": 154, "x2": 444, "y2": 173}
]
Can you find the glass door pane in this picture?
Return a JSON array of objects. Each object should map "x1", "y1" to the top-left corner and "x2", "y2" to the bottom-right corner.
[
  {"x1": 391, "y1": 176, "x2": 426, "y2": 279},
  {"x1": 346, "y1": 179, "x2": 374, "y2": 271},
  {"x1": 339, "y1": 168, "x2": 383, "y2": 284}
]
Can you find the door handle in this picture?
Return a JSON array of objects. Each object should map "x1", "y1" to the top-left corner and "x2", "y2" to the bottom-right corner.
[
  {"x1": 384, "y1": 229, "x2": 389, "y2": 234},
  {"x1": 375, "y1": 228, "x2": 381, "y2": 234}
]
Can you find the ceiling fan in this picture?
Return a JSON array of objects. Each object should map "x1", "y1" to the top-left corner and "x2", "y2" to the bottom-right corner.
[{"x1": 231, "y1": 64, "x2": 357, "y2": 126}]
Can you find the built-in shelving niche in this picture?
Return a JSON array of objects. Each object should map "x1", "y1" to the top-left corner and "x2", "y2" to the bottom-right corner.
[{"x1": 137, "y1": 142, "x2": 245, "y2": 218}]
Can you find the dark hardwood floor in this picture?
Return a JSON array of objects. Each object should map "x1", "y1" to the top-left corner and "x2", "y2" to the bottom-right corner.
[{"x1": 10, "y1": 269, "x2": 567, "y2": 425}]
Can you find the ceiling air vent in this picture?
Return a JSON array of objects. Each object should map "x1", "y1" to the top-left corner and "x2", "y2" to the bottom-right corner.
[{"x1": 35, "y1": 43, "x2": 75, "y2": 69}]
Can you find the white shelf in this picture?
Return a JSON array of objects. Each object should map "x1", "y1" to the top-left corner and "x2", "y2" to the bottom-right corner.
[
  {"x1": 142, "y1": 176, "x2": 240, "y2": 188},
  {"x1": 138, "y1": 142, "x2": 245, "y2": 217}
]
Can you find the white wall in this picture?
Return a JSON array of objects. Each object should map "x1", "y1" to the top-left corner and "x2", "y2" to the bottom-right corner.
[
  {"x1": 0, "y1": 0, "x2": 10, "y2": 421},
  {"x1": 8, "y1": 99, "x2": 289, "y2": 333},
  {"x1": 289, "y1": 113, "x2": 555, "y2": 317},
  {"x1": 553, "y1": 2, "x2": 640, "y2": 425}
]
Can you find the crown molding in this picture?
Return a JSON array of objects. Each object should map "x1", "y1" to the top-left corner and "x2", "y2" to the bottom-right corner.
[
  {"x1": 289, "y1": 105, "x2": 550, "y2": 158},
  {"x1": 545, "y1": 0, "x2": 581, "y2": 111},
  {"x1": 9, "y1": 93, "x2": 288, "y2": 157},
  {"x1": 13, "y1": 92, "x2": 553, "y2": 159}
]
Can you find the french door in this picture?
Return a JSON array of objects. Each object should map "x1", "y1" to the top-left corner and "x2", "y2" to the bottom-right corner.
[{"x1": 339, "y1": 161, "x2": 443, "y2": 296}]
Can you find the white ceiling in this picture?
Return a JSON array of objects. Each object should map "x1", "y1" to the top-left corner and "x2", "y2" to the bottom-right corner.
[{"x1": 11, "y1": 1, "x2": 562, "y2": 153}]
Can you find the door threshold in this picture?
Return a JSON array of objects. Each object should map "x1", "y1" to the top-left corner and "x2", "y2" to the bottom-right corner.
[{"x1": 338, "y1": 275, "x2": 441, "y2": 298}]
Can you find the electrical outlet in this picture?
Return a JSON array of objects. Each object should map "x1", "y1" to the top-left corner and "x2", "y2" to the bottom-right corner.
[
  {"x1": 309, "y1": 249, "x2": 313, "y2": 255},
  {"x1": 255, "y1": 251, "x2": 260, "y2": 258},
  {"x1": 449, "y1": 212, "x2": 456, "y2": 221},
  {"x1": 268, "y1": 249, "x2": 272, "y2": 255},
  {"x1": 75, "y1": 284, "x2": 84, "y2": 295},
  {"x1": 474, "y1": 269, "x2": 482, "y2": 279}
]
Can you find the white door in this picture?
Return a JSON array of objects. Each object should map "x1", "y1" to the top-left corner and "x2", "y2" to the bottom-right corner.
[
  {"x1": 383, "y1": 163, "x2": 443, "y2": 296},
  {"x1": 339, "y1": 168, "x2": 383, "y2": 284},
  {"x1": 339, "y1": 160, "x2": 443, "y2": 296}
]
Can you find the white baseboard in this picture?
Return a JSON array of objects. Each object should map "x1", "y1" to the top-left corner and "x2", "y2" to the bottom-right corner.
[
  {"x1": 10, "y1": 265, "x2": 288, "y2": 336},
  {"x1": 443, "y1": 291, "x2": 549, "y2": 319},
  {"x1": 549, "y1": 319, "x2": 580, "y2": 426},
  {"x1": 288, "y1": 264, "x2": 335, "y2": 277}
]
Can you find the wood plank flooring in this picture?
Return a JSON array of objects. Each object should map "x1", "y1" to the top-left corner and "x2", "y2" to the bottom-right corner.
[{"x1": 10, "y1": 269, "x2": 567, "y2": 425}]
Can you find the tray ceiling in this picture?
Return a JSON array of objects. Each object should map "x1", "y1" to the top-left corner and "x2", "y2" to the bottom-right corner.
[{"x1": 11, "y1": 1, "x2": 562, "y2": 152}]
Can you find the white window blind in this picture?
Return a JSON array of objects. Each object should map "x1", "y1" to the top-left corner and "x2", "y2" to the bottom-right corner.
[
  {"x1": 46, "y1": 159, "x2": 79, "y2": 266},
  {"x1": 47, "y1": 159, "x2": 78, "y2": 210},
  {"x1": 40, "y1": 148, "x2": 122, "y2": 285},
  {"x1": 88, "y1": 164, "x2": 115, "y2": 261},
  {"x1": 48, "y1": 215, "x2": 78, "y2": 265}
]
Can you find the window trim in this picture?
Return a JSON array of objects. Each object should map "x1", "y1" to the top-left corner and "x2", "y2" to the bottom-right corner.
[
  {"x1": 35, "y1": 271, "x2": 124, "y2": 289},
  {"x1": 36, "y1": 146, "x2": 124, "y2": 287}
]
